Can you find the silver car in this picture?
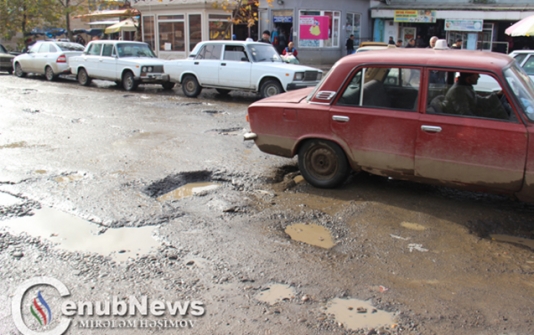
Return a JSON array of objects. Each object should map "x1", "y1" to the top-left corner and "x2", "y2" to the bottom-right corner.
[
  {"x1": 509, "y1": 50, "x2": 534, "y2": 82},
  {"x1": 13, "y1": 41, "x2": 84, "y2": 81}
]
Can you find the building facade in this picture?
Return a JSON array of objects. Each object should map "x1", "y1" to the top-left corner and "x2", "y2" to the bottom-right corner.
[
  {"x1": 257, "y1": 0, "x2": 371, "y2": 64},
  {"x1": 132, "y1": 0, "x2": 372, "y2": 63},
  {"x1": 371, "y1": 0, "x2": 534, "y2": 52}
]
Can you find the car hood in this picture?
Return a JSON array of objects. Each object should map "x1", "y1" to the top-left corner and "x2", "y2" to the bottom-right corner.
[
  {"x1": 116, "y1": 57, "x2": 165, "y2": 65},
  {"x1": 0, "y1": 53, "x2": 15, "y2": 59},
  {"x1": 256, "y1": 87, "x2": 314, "y2": 104},
  {"x1": 255, "y1": 62, "x2": 322, "y2": 72}
]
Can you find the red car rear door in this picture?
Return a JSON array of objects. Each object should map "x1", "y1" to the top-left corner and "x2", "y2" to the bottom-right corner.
[{"x1": 329, "y1": 66, "x2": 421, "y2": 175}]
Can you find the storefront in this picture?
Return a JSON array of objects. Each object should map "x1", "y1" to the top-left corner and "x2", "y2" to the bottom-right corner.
[
  {"x1": 371, "y1": 5, "x2": 534, "y2": 53},
  {"x1": 258, "y1": 0, "x2": 371, "y2": 64},
  {"x1": 133, "y1": 1, "x2": 233, "y2": 59}
]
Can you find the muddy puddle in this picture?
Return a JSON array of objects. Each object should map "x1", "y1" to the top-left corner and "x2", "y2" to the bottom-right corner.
[
  {"x1": 326, "y1": 298, "x2": 395, "y2": 331},
  {"x1": 255, "y1": 284, "x2": 296, "y2": 305},
  {"x1": 490, "y1": 234, "x2": 534, "y2": 250},
  {"x1": 285, "y1": 223, "x2": 335, "y2": 249},
  {"x1": 55, "y1": 173, "x2": 84, "y2": 183},
  {"x1": 0, "y1": 208, "x2": 159, "y2": 262},
  {"x1": 400, "y1": 222, "x2": 426, "y2": 231},
  {"x1": 157, "y1": 182, "x2": 220, "y2": 202}
]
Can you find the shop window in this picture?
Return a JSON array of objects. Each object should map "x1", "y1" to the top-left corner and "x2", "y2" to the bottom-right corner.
[
  {"x1": 189, "y1": 14, "x2": 202, "y2": 52},
  {"x1": 158, "y1": 15, "x2": 185, "y2": 52},
  {"x1": 143, "y1": 16, "x2": 155, "y2": 51},
  {"x1": 209, "y1": 14, "x2": 232, "y2": 40},
  {"x1": 298, "y1": 10, "x2": 340, "y2": 48}
]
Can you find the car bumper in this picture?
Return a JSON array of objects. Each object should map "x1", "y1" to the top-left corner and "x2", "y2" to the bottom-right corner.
[
  {"x1": 286, "y1": 81, "x2": 320, "y2": 91},
  {"x1": 137, "y1": 73, "x2": 170, "y2": 83}
]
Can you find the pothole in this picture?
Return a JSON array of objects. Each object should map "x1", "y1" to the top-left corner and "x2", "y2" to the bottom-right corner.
[
  {"x1": 0, "y1": 208, "x2": 159, "y2": 262},
  {"x1": 490, "y1": 234, "x2": 534, "y2": 250},
  {"x1": 0, "y1": 141, "x2": 28, "y2": 149},
  {"x1": 285, "y1": 223, "x2": 335, "y2": 249},
  {"x1": 202, "y1": 110, "x2": 225, "y2": 114},
  {"x1": 144, "y1": 170, "x2": 215, "y2": 198},
  {"x1": 206, "y1": 127, "x2": 243, "y2": 136},
  {"x1": 255, "y1": 284, "x2": 296, "y2": 305},
  {"x1": 325, "y1": 298, "x2": 396, "y2": 331},
  {"x1": 270, "y1": 164, "x2": 300, "y2": 183},
  {"x1": 157, "y1": 182, "x2": 220, "y2": 202},
  {"x1": 400, "y1": 222, "x2": 426, "y2": 231},
  {"x1": 54, "y1": 172, "x2": 84, "y2": 183}
]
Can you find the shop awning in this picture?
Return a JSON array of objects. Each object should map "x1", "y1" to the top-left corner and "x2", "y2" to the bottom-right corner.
[
  {"x1": 104, "y1": 18, "x2": 138, "y2": 34},
  {"x1": 74, "y1": 8, "x2": 140, "y2": 19},
  {"x1": 505, "y1": 15, "x2": 534, "y2": 37}
]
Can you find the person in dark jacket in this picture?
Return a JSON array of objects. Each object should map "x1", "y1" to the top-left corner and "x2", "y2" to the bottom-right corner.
[
  {"x1": 346, "y1": 34, "x2": 355, "y2": 55},
  {"x1": 258, "y1": 30, "x2": 271, "y2": 43}
]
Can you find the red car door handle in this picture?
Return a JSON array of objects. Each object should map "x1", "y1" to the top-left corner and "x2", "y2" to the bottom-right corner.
[
  {"x1": 421, "y1": 125, "x2": 442, "y2": 133},
  {"x1": 332, "y1": 115, "x2": 350, "y2": 122}
]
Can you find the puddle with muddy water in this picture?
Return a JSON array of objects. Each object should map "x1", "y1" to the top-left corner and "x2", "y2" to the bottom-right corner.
[
  {"x1": 285, "y1": 223, "x2": 335, "y2": 249},
  {"x1": 157, "y1": 182, "x2": 220, "y2": 202},
  {"x1": 255, "y1": 284, "x2": 296, "y2": 305},
  {"x1": 490, "y1": 234, "x2": 534, "y2": 250},
  {"x1": 400, "y1": 222, "x2": 427, "y2": 231},
  {"x1": 326, "y1": 298, "x2": 395, "y2": 331},
  {"x1": 0, "y1": 208, "x2": 159, "y2": 262}
]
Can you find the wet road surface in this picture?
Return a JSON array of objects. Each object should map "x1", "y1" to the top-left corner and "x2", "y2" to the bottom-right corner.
[{"x1": 1, "y1": 73, "x2": 533, "y2": 335}]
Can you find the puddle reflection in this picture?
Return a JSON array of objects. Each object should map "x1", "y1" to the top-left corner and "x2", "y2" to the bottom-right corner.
[
  {"x1": 285, "y1": 223, "x2": 335, "y2": 249},
  {"x1": 326, "y1": 298, "x2": 395, "y2": 331},
  {"x1": 0, "y1": 208, "x2": 159, "y2": 262},
  {"x1": 157, "y1": 182, "x2": 220, "y2": 202},
  {"x1": 255, "y1": 284, "x2": 295, "y2": 305}
]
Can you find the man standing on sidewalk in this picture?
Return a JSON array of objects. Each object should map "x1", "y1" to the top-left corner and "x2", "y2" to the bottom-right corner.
[{"x1": 346, "y1": 34, "x2": 355, "y2": 55}]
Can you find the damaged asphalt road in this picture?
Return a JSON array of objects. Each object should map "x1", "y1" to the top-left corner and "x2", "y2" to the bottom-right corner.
[{"x1": 0, "y1": 74, "x2": 533, "y2": 335}]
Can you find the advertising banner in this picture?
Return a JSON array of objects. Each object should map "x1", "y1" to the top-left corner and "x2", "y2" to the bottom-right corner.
[
  {"x1": 299, "y1": 15, "x2": 329, "y2": 40},
  {"x1": 445, "y1": 19, "x2": 483, "y2": 32},
  {"x1": 394, "y1": 10, "x2": 436, "y2": 23}
]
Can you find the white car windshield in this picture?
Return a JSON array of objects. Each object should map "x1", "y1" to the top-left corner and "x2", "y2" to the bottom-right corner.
[
  {"x1": 246, "y1": 44, "x2": 282, "y2": 63},
  {"x1": 116, "y1": 43, "x2": 156, "y2": 58},
  {"x1": 505, "y1": 64, "x2": 534, "y2": 121}
]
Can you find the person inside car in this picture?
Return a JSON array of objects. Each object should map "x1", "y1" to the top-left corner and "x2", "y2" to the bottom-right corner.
[{"x1": 442, "y1": 72, "x2": 508, "y2": 119}]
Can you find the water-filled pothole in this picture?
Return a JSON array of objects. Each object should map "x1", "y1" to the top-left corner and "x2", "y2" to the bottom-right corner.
[
  {"x1": 326, "y1": 298, "x2": 395, "y2": 331},
  {"x1": 144, "y1": 171, "x2": 214, "y2": 198},
  {"x1": 0, "y1": 208, "x2": 159, "y2": 262},
  {"x1": 157, "y1": 182, "x2": 220, "y2": 201},
  {"x1": 285, "y1": 223, "x2": 335, "y2": 249},
  {"x1": 400, "y1": 222, "x2": 426, "y2": 231},
  {"x1": 255, "y1": 284, "x2": 296, "y2": 305},
  {"x1": 490, "y1": 234, "x2": 534, "y2": 249}
]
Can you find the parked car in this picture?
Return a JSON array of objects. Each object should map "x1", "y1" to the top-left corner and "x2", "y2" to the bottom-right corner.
[
  {"x1": 509, "y1": 50, "x2": 534, "y2": 81},
  {"x1": 13, "y1": 40, "x2": 84, "y2": 80},
  {"x1": 164, "y1": 40, "x2": 323, "y2": 99},
  {"x1": 69, "y1": 40, "x2": 173, "y2": 91},
  {"x1": 244, "y1": 49, "x2": 534, "y2": 202},
  {"x1": 0, "y1": 44, "x2": 14, "y2": 74}
]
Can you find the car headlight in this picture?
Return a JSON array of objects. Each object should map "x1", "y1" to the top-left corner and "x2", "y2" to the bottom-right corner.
[
  {"x1": 147, "y1": 66, "x2": 153, "y2": 72},
  {"x1": 294, "y1": 72, "x2": 304, "y2": 81},
  {"x1": 142, "y1": 66, "x2": 147, "y2": 72}
]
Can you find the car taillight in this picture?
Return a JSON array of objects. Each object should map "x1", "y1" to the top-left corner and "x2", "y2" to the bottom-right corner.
[
  {"x1": 246, "y1": 114, "x2": 249, "y2": 122},
  {"x1": 56, "y1": 54, "x2": 67, "y2": 63}
]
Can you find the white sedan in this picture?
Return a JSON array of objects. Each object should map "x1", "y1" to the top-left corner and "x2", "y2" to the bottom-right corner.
[
  {"x1": 164, "y1": 40, "x2": 323, "y2": 98},
  {"x1": 13, "y1": 41, "x2": 84, "y2": 81}
]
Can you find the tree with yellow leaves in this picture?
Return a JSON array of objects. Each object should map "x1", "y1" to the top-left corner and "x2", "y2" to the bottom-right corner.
[{"x1": 212, "y1": 0, "x2": 273, "y2": 39}]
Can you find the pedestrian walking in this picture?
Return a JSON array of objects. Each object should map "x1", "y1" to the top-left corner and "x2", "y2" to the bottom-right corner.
[{"x1": 346, "y1": 34, "x2": 355, "y2": 55}]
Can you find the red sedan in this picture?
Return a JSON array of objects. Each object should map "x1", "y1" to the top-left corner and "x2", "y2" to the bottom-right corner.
[{"x1": 245, "y1": 49, "x2": 534, "y2": 202}]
